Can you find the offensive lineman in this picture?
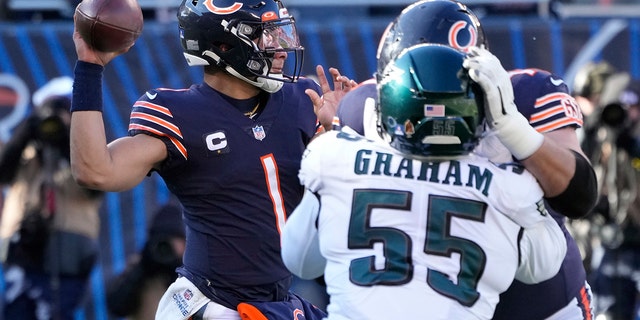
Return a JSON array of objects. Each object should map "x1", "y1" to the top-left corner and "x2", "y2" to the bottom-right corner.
[
  {"x1": 321, "y1": 1, "x2": 597, "y2": 318},
  {"x1": 281, "y1": 44, "x2": 566, "y2": 319}
]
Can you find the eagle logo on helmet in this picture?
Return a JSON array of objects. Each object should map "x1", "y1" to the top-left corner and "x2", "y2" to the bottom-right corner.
[
  {"x1": 203, "y1": 0, "x2": 243, "y2": 14},
  {"x1": 448, "y1": 21, "x2": 478, "y2": 52}
]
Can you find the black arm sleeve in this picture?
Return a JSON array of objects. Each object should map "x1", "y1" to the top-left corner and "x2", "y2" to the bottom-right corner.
[
  {"x1": 0, "y1": 117, "x2": 37, "y2": 183},
  {"x1": 546, "y1": 150, "x2": 598, "y2": 219}
]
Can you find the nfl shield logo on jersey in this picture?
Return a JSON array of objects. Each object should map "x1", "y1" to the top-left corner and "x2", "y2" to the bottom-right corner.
[
  {"x1": 183, "y1": 289, "x2": 193, "y2": 301},
  {"x1": 253, "y1": 125, "x2": 266, "y2": 141}
]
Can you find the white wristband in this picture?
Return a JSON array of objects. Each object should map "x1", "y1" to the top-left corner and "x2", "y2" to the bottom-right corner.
[{"x1": 494, "y1": 113, "x2": 545, "y2": 160}]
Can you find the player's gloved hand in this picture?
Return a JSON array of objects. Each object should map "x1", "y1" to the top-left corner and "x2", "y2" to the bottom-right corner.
[{"x1": 463, "y1": 47, "x2": 544, "y2": 160}]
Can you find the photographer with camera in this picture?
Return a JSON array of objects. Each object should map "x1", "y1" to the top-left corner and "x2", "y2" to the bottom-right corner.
[
  {"x1": 0, "y1": 77, "x2": 104, "y2": 320},
  {"x1": 572, "y1": 62, "x2": 640, "y2": 319},
  {"x1": 106, "y1": 203, "x2": 185, "y2": 320},
  {"x1": 584, "y1": 80, "x2": 640, "y2": 320},
  {"x1": 565, "y1": 62, "x2": 628, "y2": 277}
]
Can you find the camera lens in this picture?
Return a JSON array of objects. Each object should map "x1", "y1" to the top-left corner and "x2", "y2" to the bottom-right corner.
[
  {"x1": 601, "y1": 103, "x2": 626, "y2": 127},
  {"x1": 37, "y1": 116, "x2": 67, "y2": 145}
]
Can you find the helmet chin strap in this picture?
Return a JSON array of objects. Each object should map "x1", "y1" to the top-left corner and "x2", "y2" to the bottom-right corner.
[
  {"x1": 257, "y1": 74, "x2": 285, "y2": 93},
  {"x1": 225, "y1": 67, "x2": 284, "y2": 93},
  {"x1": 198, "y1": 51, "x2": 284, "y2": 93}
]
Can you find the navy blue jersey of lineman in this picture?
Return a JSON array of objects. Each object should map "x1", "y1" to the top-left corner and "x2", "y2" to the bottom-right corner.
[
  {"x1": 337, "y1": 71, "x2": 590, "y2": 320},
  {"x1": 510, "y1": 69, "x2": 583, "y2": 131},
  {"x1": 128, "y1": 78, "x2": 320, "y2": 288},
  {"x1": 495, "y1": 69, "x2": 588, "y2": 320}
]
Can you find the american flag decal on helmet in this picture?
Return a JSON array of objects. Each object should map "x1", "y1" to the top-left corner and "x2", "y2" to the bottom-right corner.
[{"x1": 425, "y1": 104, "x2": 445, "y2": 117}]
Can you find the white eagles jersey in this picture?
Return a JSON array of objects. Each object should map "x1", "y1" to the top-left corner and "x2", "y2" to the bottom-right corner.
[{"x1": 286, "y1": 129, "x2": 565, "y2": 320}]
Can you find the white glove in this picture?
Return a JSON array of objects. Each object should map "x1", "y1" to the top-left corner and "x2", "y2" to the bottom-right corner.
[{"x1": 463, "y1": 47, "x2": 544, "y2": 160}]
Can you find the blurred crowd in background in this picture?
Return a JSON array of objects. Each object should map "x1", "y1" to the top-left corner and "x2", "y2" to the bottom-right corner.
[
  {"x1": 569, "y1": 61, "x2": 640, "y2": 320},
  {"x1": 2, "y1": 0, "x2": 640, "y2": 21}
]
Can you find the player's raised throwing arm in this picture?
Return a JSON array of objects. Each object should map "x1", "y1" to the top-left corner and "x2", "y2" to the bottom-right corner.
[{"x1": 70, "y1": 20, "x2": 167, "y2": 192}]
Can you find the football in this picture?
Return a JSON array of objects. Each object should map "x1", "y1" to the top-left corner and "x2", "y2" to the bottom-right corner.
[{"x1": 74, "y1": 0, "x2": 144, "y2": 53}]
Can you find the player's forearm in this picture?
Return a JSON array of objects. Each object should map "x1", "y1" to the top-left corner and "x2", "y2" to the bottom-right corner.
[
  {"x1": 520, "y1": 138, "x2": 574, "y2": 197},
  {"x1": 521, "y1": 135, "x2": 598, "y2": 218},
  {"x1": 70, "y1": 111, "x2": 115, "y2": 190},
  {"x1": 70, "y1": 60, "x2": 117, "y2": 191}
]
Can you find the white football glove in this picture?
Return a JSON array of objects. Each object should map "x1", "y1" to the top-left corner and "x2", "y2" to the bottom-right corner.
[{"x1": 463, "y1": 47, "x2": 544, "y2": 160}]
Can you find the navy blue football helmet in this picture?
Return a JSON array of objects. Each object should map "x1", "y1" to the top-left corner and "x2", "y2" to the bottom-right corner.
[
  {"x1": 377, "y1": 44, "x2": 484, "y2": 157},
  {"x1": 177, "y1": 0, "x2": 303, "y2": 92},
  {"x1": 376, "y1": 0, "x2": 486, "y2": 80}
]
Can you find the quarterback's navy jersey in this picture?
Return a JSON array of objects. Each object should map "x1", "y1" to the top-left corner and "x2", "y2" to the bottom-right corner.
[
  {"x1": 128, "y1": 78, "x2": 320, "y2": 289},
  {"x1": 337, "y1": 71, "x2": 590, "y2": 320}
]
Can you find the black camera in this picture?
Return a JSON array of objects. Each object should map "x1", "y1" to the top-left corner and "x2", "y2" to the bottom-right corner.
[
  {"x1": 599, "y1": 102, "x2": 627, "y2": 128},
  {"x1": 31, "y1": 96, "x2": 71, "y2": 150},
  {"x1": 36, "y1": 115, "x2": 68, "y2": 145}
]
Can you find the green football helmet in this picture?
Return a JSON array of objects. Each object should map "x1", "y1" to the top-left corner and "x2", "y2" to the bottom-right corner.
[{"x1": 377, "y1": 44, "x2": 483, "y2": 157}]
